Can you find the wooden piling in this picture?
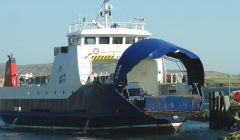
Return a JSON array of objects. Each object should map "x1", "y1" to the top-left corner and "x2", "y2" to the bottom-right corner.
[
  {"x1": 209, "y1": 91, "x2": 230, "y2": 129},
  {"x1": 209, "y1": 91, "x2": 214, "y2": 129}
]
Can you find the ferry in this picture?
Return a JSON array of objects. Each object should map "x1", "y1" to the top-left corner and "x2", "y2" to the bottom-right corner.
[{"x1": 0, "y1": 0, "x2": 204, "y2": 134}]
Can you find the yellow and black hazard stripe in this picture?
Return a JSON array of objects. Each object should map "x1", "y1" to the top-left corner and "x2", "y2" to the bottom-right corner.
[{"x1": 91, "y1": 55, "x2": 114, "y2": 60}]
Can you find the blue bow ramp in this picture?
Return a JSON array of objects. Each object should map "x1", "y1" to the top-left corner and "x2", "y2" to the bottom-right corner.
[{"x1": 114, "y1": 38, "x2": 204, "y2": 87}]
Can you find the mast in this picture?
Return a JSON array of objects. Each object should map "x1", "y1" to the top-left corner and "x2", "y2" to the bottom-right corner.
[{"x1": 97, "y1": 0, "x2": 112, "y2": 28}]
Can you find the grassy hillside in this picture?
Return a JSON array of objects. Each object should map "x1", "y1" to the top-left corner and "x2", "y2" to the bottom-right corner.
[
  {"x1": 205, "y1": 71, "x2": 240, "y2": 87},
  {"x1": 0, "y1": 63, "x2": 5, "y2": 76},
  {"x1": 17, "y1": 64, "x2": 52, "y2": 76},
  {"x1": 0, "y1": 63, "x2": 52, "y2": 77}
]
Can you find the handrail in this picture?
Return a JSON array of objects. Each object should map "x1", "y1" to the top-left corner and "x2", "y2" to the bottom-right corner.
[{"x1": 69, "y1": 21, "x2": 145, "y2": 33}]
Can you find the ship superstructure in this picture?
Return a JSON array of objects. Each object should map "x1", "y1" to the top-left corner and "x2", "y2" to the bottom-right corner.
[{"x1": 67, "y1": 1, "x2": 154, "y2": 85}]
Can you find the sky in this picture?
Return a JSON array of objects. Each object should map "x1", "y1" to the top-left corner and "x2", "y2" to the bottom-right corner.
[{"x1": 0, "y1": 0, "x2": 240, "y2": 74}]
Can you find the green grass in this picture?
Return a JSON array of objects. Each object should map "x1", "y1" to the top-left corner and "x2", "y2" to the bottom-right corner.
[
  {"x1": 205, "y1": 71, "x2": 240, "y2": 87},
  {"x1": 0, "y1": 63, "x2": 52, "y2": 77}
]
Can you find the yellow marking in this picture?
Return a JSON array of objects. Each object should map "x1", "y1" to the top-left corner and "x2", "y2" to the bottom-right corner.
[
  {"x1": 91, "y1": 55, "x2": 114, "y2": 60},
  {"x1": 91, "y1": 55, "x2": 118, "y2": 64}
]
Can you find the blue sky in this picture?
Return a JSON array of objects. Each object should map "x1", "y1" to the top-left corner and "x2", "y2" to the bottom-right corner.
[{"x1": 0, "y1": 0, "x2": 240, "y2": 74}]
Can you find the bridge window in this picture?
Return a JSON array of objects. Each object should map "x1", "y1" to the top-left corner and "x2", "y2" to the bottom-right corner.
[
  {"x1": 113, "y1": 37, "x2": 123, "y2": 44},
  {"x1": 84, "y1": 37, "x2": 96, "y2": 45},
  {"x1": 126, "y1": 37, "x2": 135, "y2": 44},
  {"x1": 138, "y1": 37, "x2": 146, "y2": 41},
  {"x1": 99, "y1": 37, "x2": 110, "y2": 44},
  {"x1": 68, "y1": 37, "x2": 74, "y2": 46},
  {"x1": 74, "y1": 37, "x2": 81, "y2": 45}
]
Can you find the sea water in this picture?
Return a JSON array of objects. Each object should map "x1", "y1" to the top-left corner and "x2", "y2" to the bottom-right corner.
[{"x1": 0, "y1": 121, "x2": 229, "y2": 140}]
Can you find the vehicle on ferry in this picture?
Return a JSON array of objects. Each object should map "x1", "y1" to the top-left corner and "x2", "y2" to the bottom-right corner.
[{"x1": 0, "y1": 0, "x2": 204, "y2": 134}]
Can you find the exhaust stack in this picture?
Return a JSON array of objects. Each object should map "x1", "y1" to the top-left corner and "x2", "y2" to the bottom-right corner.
[{"x1": 4, "y1": 54, "x2": 19, "y2": 87}]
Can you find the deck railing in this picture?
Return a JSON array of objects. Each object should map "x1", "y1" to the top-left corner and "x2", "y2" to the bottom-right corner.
[{"x1": 69, "y1": 21, "x2": 145, "y2": 33}]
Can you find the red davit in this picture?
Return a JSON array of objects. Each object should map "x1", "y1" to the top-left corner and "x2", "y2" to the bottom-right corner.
[{"x1": 4, "y1": 54, "x2": 19, "y2": 87}]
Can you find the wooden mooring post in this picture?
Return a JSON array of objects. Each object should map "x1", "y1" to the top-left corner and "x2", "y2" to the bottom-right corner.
[{"x1": 209, "y1": 91, "x2": 230, "y2": 129}]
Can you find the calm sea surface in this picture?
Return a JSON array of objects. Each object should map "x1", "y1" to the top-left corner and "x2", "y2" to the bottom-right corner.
[{"x1": 0, "y1": 121, "x2": 229, "y2": 140}]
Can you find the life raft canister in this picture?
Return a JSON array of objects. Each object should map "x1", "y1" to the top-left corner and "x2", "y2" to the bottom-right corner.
[{"x1": 234, "y1": 91, "x2": 240, "y2": 102}]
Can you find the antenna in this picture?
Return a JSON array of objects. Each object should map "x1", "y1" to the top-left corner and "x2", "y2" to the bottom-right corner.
[{"x1": 95, "y1": 0, "x2": 112, "y2": 28}]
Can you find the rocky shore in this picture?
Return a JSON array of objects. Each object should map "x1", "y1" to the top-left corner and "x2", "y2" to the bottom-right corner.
[
  {"x1": 219, "y1": 131, "x2": 240, "y2": 140},
  {"x1": 189, "y1": 111, "x2": 240, "y2": 140}
]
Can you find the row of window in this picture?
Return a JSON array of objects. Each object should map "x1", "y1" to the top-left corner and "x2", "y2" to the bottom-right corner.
[{"x1": 68, "y1": 36, "x2": 146, "y2": 46}]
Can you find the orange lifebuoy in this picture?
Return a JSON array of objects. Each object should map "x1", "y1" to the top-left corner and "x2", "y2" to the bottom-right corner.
[{"x1": 93, "y1": 48, "x2": 99, "y2": 55}]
